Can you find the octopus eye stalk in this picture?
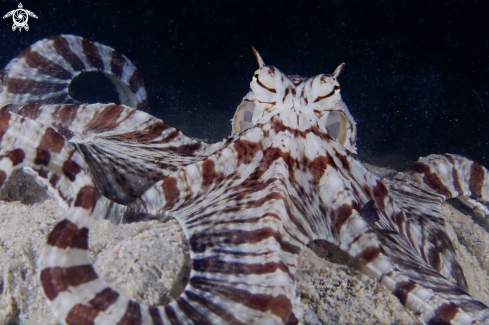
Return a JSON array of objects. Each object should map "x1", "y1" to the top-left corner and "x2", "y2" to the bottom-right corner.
[
  {"x1": 332, "y1": 62, "x2": 345, "y2": 78},
  {"x1": 251, "y1": 46, "x2": 265, "y2": 68}
]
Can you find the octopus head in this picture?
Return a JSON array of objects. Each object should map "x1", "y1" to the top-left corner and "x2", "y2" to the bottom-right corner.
[{"x1": 232, "y1": 48, "x2": 356, "y2": 153}]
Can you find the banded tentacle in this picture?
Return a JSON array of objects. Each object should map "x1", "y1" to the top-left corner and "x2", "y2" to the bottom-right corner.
[
  {"x1": 278, "y1": 122, "x2": 488, "y2": 324},
  {"x1": 0, "y1": 111, "x2": 305, "y2": 323},
  {"x1": 0, "y1": 110, "x2": 153, "y2": 323},
  {"x1": 388, "y1": 154, "x2": 489, "y2": 218},
  {"x1": 1, "y1": 103, "x2": 222, "y2": 206},
  {"x1": 341, "y1": 154, "x2": 489, "y2": 323},
  {"x1": 126, "y1": 124, "x2": 313, "y2": 324},
  {"x1": 0, "y1": 35, "x2": 148, "y2": 111},
  {"x1": 382, "y1": 154, "x2": 489, "y2": 297}
]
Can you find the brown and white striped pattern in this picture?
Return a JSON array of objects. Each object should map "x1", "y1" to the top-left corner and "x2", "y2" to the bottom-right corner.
[
  {"x1": 0, "y1": 36, "x2": 488, "y2": 324},
  {"x1": 0, "y1": 35, "x2": 148, "y2": 111},
  {"x1": 1, "y1": 102, "x2": 223, "y2": 207}
]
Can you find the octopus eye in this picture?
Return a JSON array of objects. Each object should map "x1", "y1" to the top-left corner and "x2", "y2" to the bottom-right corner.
[
  {"x1": 334, "y1": 83, "x2": 340, "y2": 90},
  {"x1": 250, "y1": 66, "x2": 286, "y2": 113}
]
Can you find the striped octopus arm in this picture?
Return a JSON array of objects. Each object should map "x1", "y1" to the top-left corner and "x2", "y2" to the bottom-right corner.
[
  {"x1": 305, "y1": 150, "x2": 479, "y2": 324},
  {"x1": 0, "y1": 35, "x2": 224, "y2": 208},
  {"x1": 388, "y1": 154, "x2": 489, "y2": 219},
  {"x1": 1, "y1": 103, "x2": 221, "y2": 206},
  {"x1": 350, "y1": 153, "x2": 489, "y2": 324},
  {"x1": 381, "y1": 153, "x2": 489, "y2": 291},
  {"x1": 0, "y1": 109, "x2": 304, "y2": 324},
  {"x1": 0, "y1": 34, "x2": 147, "y2": 111}
]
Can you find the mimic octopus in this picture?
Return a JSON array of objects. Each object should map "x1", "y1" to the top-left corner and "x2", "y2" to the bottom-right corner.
[{"x1": 0, "y1": 35, "x2": 488, "y2": 324}]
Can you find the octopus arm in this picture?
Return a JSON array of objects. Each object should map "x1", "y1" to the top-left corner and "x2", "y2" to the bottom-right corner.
[
  {"x1": 1, "y1": 103, "x2": 223, "y2": 209},
  {"x1": 0, "y1": 112, "x2": 303, "y2": 324}
]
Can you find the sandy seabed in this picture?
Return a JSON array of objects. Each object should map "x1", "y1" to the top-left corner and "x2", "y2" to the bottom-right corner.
[{"x1": 0, "y1": 170, "x2": 488, "y2": 325}]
